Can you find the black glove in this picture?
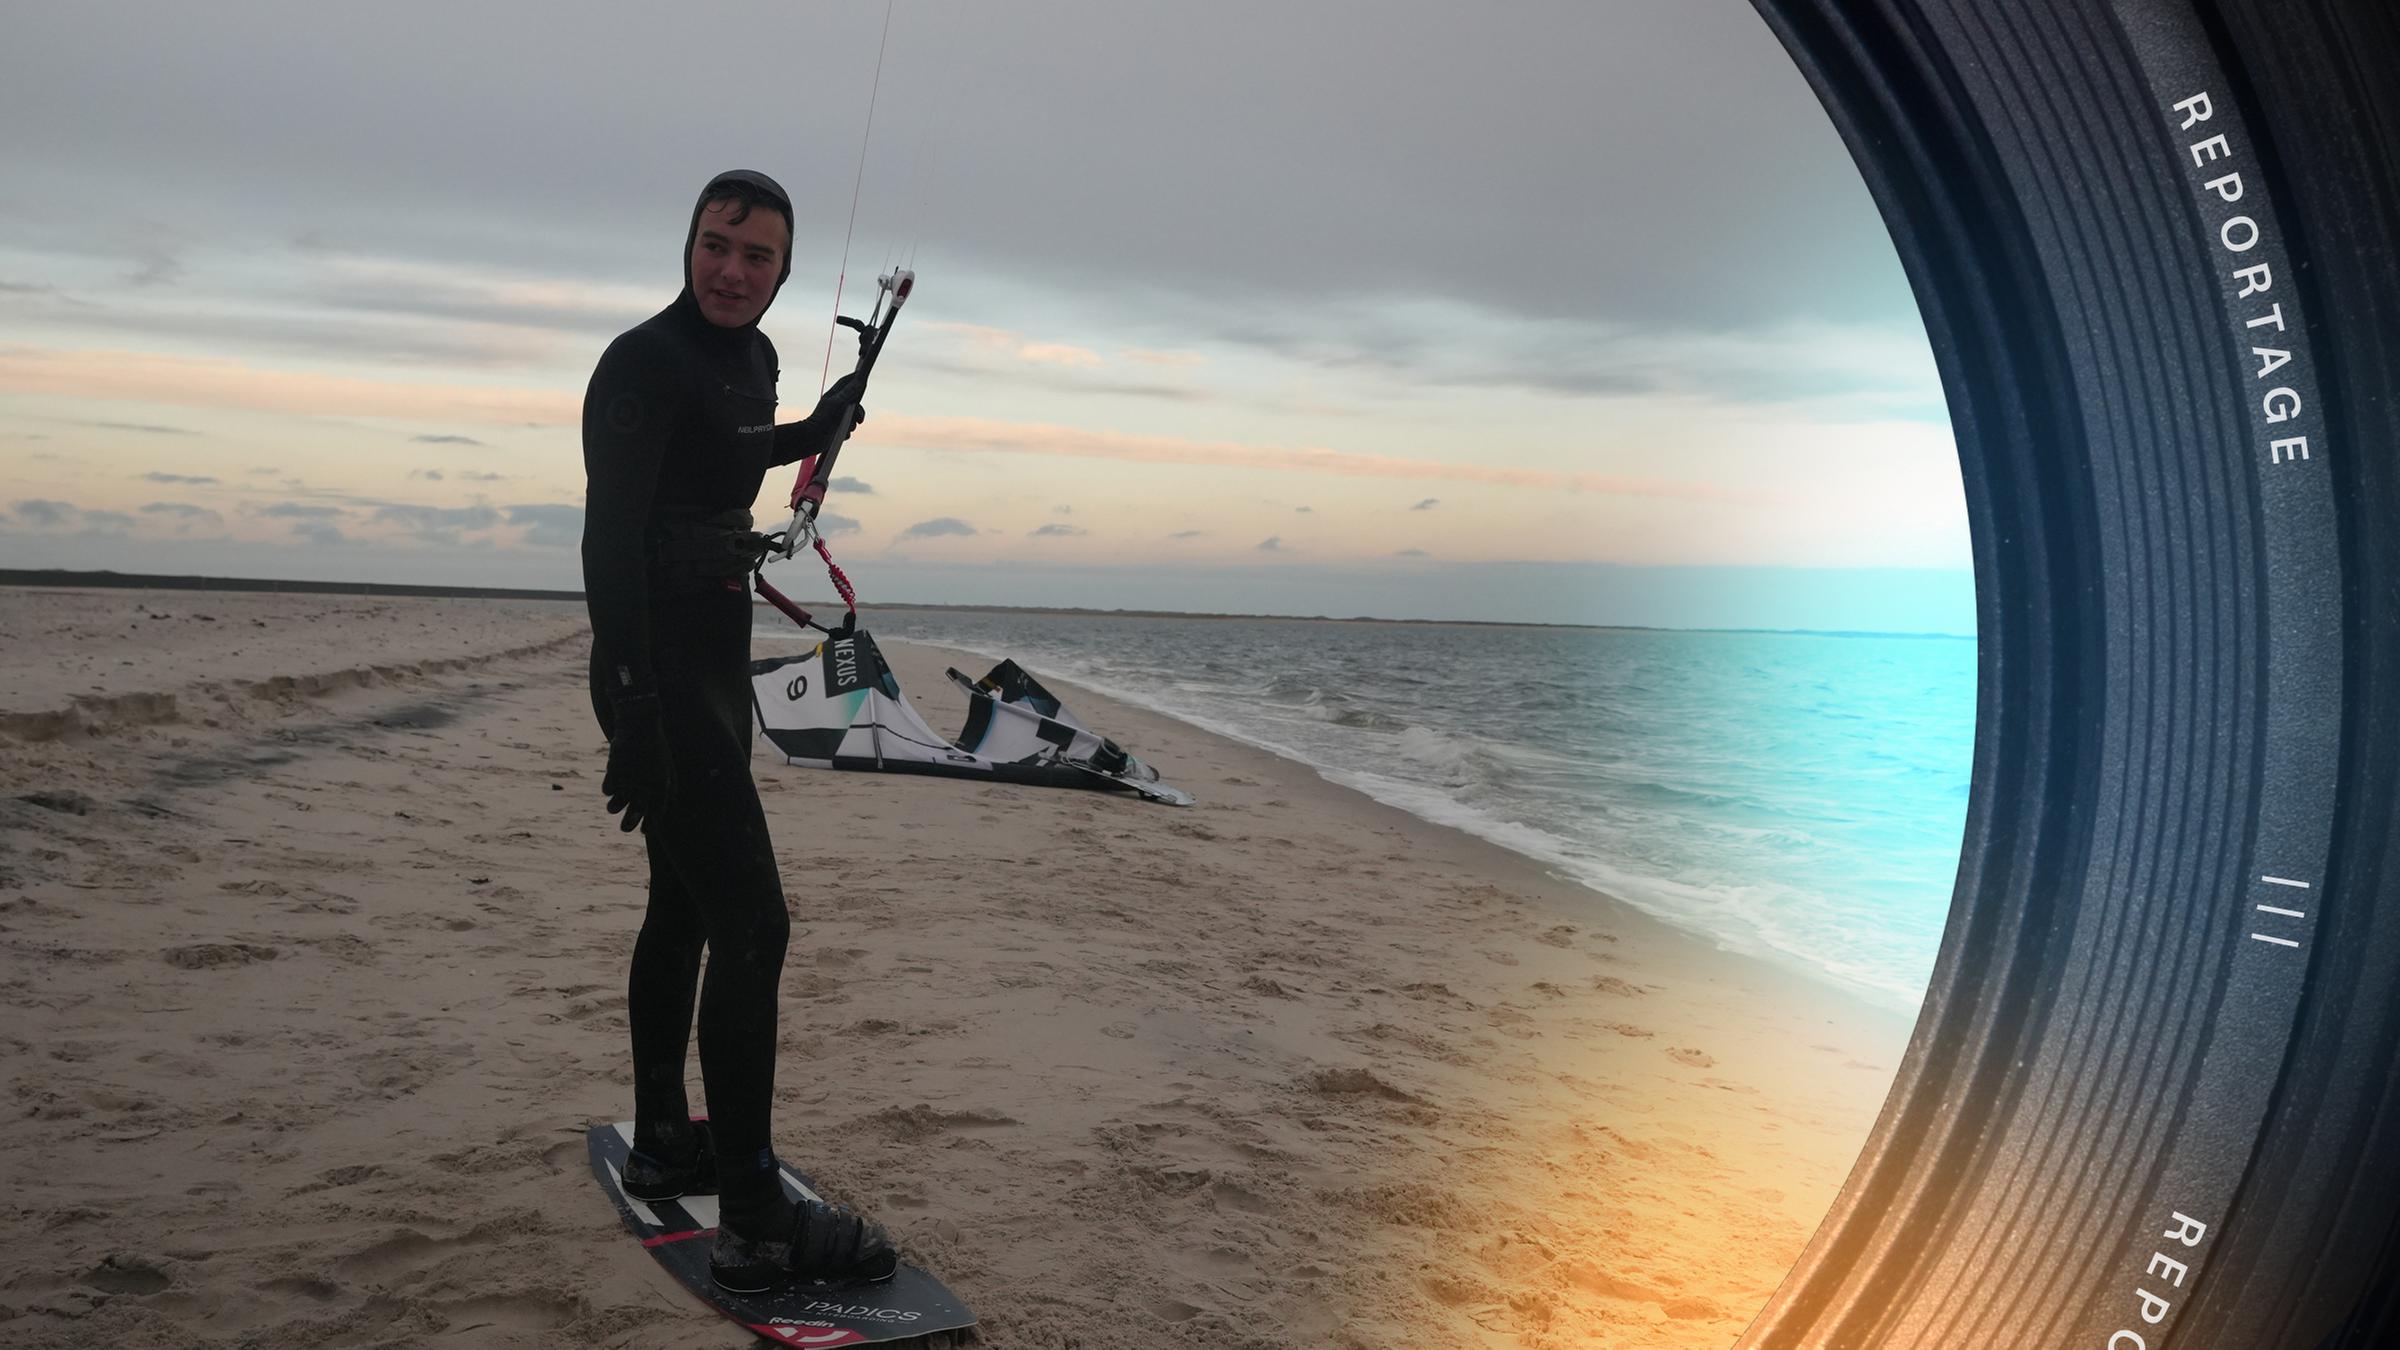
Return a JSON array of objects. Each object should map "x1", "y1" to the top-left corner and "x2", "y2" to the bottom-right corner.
[
  {"x1": 813, "y1": 372, "x2": 868, "y2": 440},
  {"x1": 603, "y1": 692, "x2": 677, "y2": 833}
]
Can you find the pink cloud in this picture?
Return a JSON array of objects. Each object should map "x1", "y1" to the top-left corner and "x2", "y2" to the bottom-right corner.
[
  {"x1": 874, "y1": 414, "x2": 1769, "y2": 502},
  {"x1": 925, "y1": 322, "x2": 1105, "y2": 368},
  {"x1": 0, "y1": 346, "x2": 575, "y2": 426},
  {"x1": 0, "y1": 345, "x2": 1767, "y2": 505}
]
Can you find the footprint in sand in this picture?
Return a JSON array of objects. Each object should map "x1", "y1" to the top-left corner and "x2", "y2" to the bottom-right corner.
[
  {"x1": 424, "y1": 1291, "x2": 579, "y2": 1336},
  {"x1": 337, "y1": 1229, "x2": 453, "y2": 1279},
  {"x1": 161, "y1": 942, "x2": 278, "y2": 969},
  {"x1": 302, "y1": 932, "x2": 376, "y2": 960},
  {"x1": 786, "y1": 970, "x2": 852, "y2": 1001},
  {"x1": 564, "y1": 993, "x2": 628, "y2": 1022},
  {"x1": 860, "y1": 1103, "x2": 1020, "y2": 1143},
  {"x1": 1148, "y1": 1296, "x2": 1205, "y2": 1323},
  {"x1": 83, "y1": 1256, "x2": 172, "y2": 1295},
  {"x1": 1306, "y1": 1066, "x2": 1424, "y2": 1103},
  {"x1": 1128, "y1": 1161, "x2": 1213, "y2": 1196},
  {"x1": 1667, "y1": 1046, "x2": 1717, "y2": 1068}
]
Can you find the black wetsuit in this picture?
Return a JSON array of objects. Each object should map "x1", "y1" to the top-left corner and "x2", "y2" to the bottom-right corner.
[{"x1": 581, "y1": 219, "x2": 846, "y2": 1220}]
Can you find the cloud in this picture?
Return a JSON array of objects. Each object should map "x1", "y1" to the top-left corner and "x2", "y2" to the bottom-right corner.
[
  {"x1": 908, "y1": 357, "x2": 1207, "y2": 405},
  {"x1": 412, "y1": 433, "x2": 484, "y2": 446},
  {"x1": 7, "y1": 499, "x2": 132, "y2": 534},
  {"x1": 292, "y1": 521, "x2": 350, "y2": 546},
  {"x1": 873, "y1": 414, "x2": 1768, "y2": 504},
  {"x1": 93, "y1": 420, "x2": 200, "y2": 436},
  {"x1": 816, "y1": 512, "x2": 861, "y2": 536},
  {"x1": 126, "y1": 247, "x2": 183, "y2": 288},
  {"x1": 1029, "y1": 523, "x2": 1086, "y2": 537},
  {"x1": 1121, "y1": 348, "x2": 1206, "y2": 368},
  {"x1": 142, "y1": 501, "x2": 225, "y2": 526},
  {"x1": 410, "y1": 468, "x2": 446, "y2": 480},
  {"x1": 1168, "y1": 529, "x2": 1203, "y2": 539},
  {"x1": 0, "y1": 347, "x2": 576, "y2": 427},
  {"x1": 1295, "y1": 505, "x2": 1312, "y2": 513},
  {"x1": 255, "y1": 502, "x2": 347, "y2": 519},
  {"x1": 1411, "y1": 497, "x2": 1439, "y2": 510},
  {"x1": 1200, "y1": 300, "x2": 1942, "y2": 417},
  {"x1": 898, "y1": 517, "x2": 977, "y2": 541},
  {"x1": 1395, "y1": 547, "x2": 1428, "y2": 557},
  {"x1": 371, "y1": 502, "x2": 504, "y2": 544},
  {"x1": 12, "y1": 499, "x2": 76, "y2": 527},
  {"x1": 141, "y1": 471, "x2": 219, "y2": 484},
  {"x1": 504, "y1": 503, "x2": 581, "y2": 548},
  {"x1": 929, "y1": 321, "x2": 1105, "y2": 369},
  {"x1": 458, "y1": 470, "x2": 506, "y2": 482},
  {"x1": 311, "y1": 255, "x2": 660, "y2": 336},
  {"x1": 1020, "y1": 342, "x2": 1103, "y2": 368},
  {"x1": 1256, "y1": 536, "x2": 1282, "y2": 552},
  {"x1": 829, "y1": 477, "x2": 874, "y2": 494},
  {"x1": 1053, "y1": 504, "x2": 1072, "y2": 515},
  {"x1": 248, "y1": 466, "x2": 278, "y2": 474}
]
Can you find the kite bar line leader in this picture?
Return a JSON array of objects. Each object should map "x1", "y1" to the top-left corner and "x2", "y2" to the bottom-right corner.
[{"x1": 754, "y1": 265, "x2": 915, "y2": 637}]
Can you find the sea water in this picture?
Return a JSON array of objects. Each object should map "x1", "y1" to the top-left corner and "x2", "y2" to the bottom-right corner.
[{"x1": 759, "y1": 610, "x2": 1976, "y2": 1014}]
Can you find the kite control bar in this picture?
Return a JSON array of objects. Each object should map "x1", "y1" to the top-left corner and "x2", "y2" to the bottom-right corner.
[
  {"x1": 768, "y1": 266, "x2": 914, "y2": 560},
  {"x1": 753, "y1": 266, "x2": 913, "y2": 639}
]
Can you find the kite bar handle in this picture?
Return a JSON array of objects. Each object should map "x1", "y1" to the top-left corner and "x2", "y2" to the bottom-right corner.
[{"x1": 752, "y1": 572, "x2": 822, "y2": 632}]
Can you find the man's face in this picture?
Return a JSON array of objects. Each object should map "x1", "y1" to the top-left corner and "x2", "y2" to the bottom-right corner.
[{"x1": 689, "y1": 197, "x2": 788, "y2": 328}]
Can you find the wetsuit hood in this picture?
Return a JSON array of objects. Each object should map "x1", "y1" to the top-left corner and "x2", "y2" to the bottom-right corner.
[{"x1": 680, "y1": 168, "x2": 795, "y2": 331}]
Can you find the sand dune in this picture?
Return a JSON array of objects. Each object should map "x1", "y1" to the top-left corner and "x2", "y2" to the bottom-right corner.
[{"x1": 0, "y1": 587, "x2": 1911, "y2": 1348}]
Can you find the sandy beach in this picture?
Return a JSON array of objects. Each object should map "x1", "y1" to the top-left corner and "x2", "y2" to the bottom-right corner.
[{"x1": 0, "y1": 586, "x2": 1914, "y2": 1349}]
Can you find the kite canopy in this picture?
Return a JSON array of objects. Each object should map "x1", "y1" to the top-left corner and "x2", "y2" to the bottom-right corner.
[{"x1": 749, "y1": 629, "x2": 1193, "y2": 806}]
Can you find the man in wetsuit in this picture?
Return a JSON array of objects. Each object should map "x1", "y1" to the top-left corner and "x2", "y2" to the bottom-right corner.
[{"x1": 580, "y1": 168, "x2": 897, "y2": 1292}]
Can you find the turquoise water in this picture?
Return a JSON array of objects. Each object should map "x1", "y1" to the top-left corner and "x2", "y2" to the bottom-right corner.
[{"x1": 762, "y1": 610, "x2": 1976, "y2": 1013}]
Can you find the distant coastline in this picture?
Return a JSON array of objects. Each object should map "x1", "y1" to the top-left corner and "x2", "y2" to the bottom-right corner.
[{"x1": 0, "y1": 568, "x2": 1975, "y2": 639}]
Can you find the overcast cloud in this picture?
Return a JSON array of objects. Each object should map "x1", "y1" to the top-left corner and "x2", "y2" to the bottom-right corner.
[
  {"x1": 0, "y1": 1, "x2": 1965, "y2": 629},
  {"x1": 0, "y1": 1, "x2": 1907, "y2": 333}
]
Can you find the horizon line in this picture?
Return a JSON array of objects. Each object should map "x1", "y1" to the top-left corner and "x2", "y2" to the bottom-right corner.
[{"x1": 0, "y1": 567, "x2": 1980, "y2": 640}]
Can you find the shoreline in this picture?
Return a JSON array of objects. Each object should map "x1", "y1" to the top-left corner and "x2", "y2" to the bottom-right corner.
[
  {"x1": 873, "y1": 630, "x2": 1922, "y2": 1028},
  {"x1": 1, "y1": 586, "x2": 1914, "y2": 1348}
]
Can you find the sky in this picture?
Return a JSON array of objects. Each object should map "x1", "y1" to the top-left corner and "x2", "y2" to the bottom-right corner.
[{"x1": 0, "y1": 1, "x2": 1974, "y2": 631}]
